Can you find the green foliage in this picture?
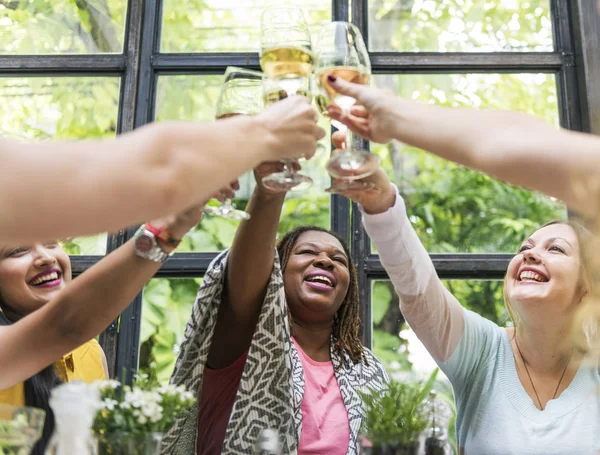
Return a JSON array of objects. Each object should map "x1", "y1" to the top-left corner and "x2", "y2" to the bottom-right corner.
[
  {"x1": 0, "y1": 0, "x2": 126, "y2": 54},
  {"x1": 360, "y1": 369, "x2": 439, "y2": 447},
  {"x1": 92, "y1": 377, "x2": 195, "y2": 438},
  {"x1": 0, "y1": 0, "x2": 566, "y2": 407},
  {"x1": 369, "y1": 0, "x2": 552, "y2": 52}
]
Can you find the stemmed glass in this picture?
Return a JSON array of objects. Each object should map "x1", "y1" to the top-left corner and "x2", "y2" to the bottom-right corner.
[
  {"x1": 259, "y1": 6, "x2": 315, "y2": 192},
  {"x1": 202, "y1": 67, "x2": 263, "y2": 221},
  {"x1": 315, "y1": 22, "x2": 380, "y2": 193}
]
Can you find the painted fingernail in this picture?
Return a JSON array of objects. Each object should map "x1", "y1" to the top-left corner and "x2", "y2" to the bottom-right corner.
[{"x1": 327, "y1": 75, "x2": 337, "y2": 83}]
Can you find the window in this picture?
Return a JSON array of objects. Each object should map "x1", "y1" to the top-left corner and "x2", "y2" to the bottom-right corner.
[{"x1": 2, "y1": 0, "x2": 598, "y2": 382}]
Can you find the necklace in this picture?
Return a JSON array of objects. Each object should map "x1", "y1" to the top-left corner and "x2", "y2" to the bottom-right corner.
[{"x1": 514, "y1": 338, "x2": 572, "y2": 410}]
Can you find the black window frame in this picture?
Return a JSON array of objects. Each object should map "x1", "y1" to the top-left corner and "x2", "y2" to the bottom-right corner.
[{"x1": 1, "y1": 0, "x2": 598, "y2": 381}]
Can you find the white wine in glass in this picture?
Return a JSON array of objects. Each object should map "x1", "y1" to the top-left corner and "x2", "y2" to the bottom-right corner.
[
  {"x1": 259, "y1": 6, "x2": 316, "y2": 192},
  {"x1": 260, "y1": 46, "x2": 314, "y2": 80},
  {"x1": 315, "y1": 22, "x2": 380, "y2": 189}
]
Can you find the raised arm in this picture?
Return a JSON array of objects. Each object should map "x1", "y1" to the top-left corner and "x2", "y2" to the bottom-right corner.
[
  {"x1": 207, "y1": 163, "x2": 289, "y2": 368},
  {"x1": 331, "y1": 133, "x2": 465, "y2": 362},
  {"x1": 0, "y1": 200, "x2": 210, "y2": 389},
  {"x1": 0, "y1": 96, "x2": 324, "y2": 245},
  {"x1": 326, "y1": 77, "x2": 600, "y2": 220}
]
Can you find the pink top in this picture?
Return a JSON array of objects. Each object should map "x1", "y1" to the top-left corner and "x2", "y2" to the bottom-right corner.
[
  {"x1": 196, "y1": 350, "x2": 248, "y2": 455},
  {"x1": 196, "y1": 339, "x2": 350, "y2": 454},
  {"x1": 293, "y1": 338, "x2": 350, "y2": 455}
]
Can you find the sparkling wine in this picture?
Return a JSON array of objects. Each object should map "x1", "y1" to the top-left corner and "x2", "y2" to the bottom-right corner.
[
  {"x1": 316, "y1": 66, "x2": 370, "y2": 111},
  {"x1": 260, "y1": 46, "x2": 314, "y2": 79}
]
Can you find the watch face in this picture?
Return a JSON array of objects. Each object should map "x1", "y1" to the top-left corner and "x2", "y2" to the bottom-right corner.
[{"x1": 135, "y1": 234, "x2": 153, "y2": 253}]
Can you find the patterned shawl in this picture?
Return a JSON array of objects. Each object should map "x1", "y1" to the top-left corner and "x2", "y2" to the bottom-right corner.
[{"x1": 161, "y1": 250, "x2": 389, "y2": 454}]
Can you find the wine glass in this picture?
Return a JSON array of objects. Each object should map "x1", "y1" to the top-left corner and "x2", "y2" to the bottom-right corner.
[
  {"x1": 315, "y1": 22, "x2": 380, "y2": 193},
  {"x1": 202, "y1": 67, "x2": 263, "y2": 221},
  {"x1": 261, "y1": 75, "x2": 313, "y2": 192},
  {"x1": 259, "y1": 6, "x2": 315, "y2": 192}
]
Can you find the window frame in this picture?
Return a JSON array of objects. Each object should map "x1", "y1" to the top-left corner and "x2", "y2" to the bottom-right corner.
[{"x1": 1, "y1": 0, "x2": 598, "y2": 381}]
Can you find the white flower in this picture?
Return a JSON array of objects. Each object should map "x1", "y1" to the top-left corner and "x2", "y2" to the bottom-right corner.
[
  {"x1": 91, "y1": 379, "x2": 120, "y2": 392},
  {"x1": 103, "y1": 398, "x2": 119, "y2": 411}
]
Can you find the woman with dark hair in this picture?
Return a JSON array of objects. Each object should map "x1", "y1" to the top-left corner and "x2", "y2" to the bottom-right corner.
[
  {"x1": 0, "y1": 95, "x2": 324, "y2": 389},
  {"x1": 0, "y1": 191, "x2": 232, "y2": 453},
  {"x1": 0, "y1": 242, "x2": 108, "y2": 454},
  {"x1": 163, "y1": 162, "x2": 388, "y2": 455}
]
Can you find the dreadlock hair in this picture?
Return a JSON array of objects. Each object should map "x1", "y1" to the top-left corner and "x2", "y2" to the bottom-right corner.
[
  {"x1": 0, "y1": 306, "x2": 62, "y2": 455},
  {"x1": 276, "y1": 225, "x2": 366, "y2": 366}
]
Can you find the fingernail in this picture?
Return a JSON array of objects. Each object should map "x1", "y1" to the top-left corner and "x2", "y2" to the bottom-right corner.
[{"x1": 327, "y1": 75, "x2": 337, "y2": 83}]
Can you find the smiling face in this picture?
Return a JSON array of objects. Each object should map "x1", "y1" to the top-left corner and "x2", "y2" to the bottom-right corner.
[
  {"x1": 0, "y1": 243, "x2": 71, "y2": 320},
  {"x1": 505, "y1": 223, "x2": 586, "y2": 323},
  {"x1": 282, "y1": 230, "x2": 351, "y2": 326}
]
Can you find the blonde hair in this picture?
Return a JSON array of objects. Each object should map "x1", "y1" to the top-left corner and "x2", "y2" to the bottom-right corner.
[{"x1": 503, "y1": 220, "x2": 596, "y2": 351}]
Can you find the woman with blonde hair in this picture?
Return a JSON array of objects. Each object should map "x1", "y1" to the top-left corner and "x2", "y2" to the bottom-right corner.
[{"x1": 327, "y1": 122, "x2": 600, "y2": 452}]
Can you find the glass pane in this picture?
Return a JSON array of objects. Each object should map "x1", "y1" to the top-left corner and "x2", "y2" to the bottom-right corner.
[
  {"x1": 369, "y1": 0, "x2": 552, "y2": 52},
  {"x1": 0, "y1": 0, "x2": 127, "y2": 54},
  {"x1": 371, "y1": 279, "x2": 506, "y2": 379},
  {"x1": 160, "y1": 0, "x2": 331, "y2": 53},
  {"x1": 155, "y1": 75, "x2": 330, "y2": 252},
  {"x1": 0, "y1": 77, "x2": 121, "y2": 255},
  {"x1": 139, "y1": 278, "x2": 202, "y2": 384},
  {"x1": 371, "y1": 73, "x2": 565, "y2": 254}
]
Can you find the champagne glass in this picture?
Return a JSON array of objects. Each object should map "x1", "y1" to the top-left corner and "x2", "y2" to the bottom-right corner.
[
  {"x1": 203, "y1": 67, "x2": 263, "y2": 221},
  {"x1": 261, "y1": 75, "x2": 313, "y2": 192},
  {"x1": 315, "y1": 22, "x2": 380, "y2": 192},
  {"x1": 259, "y1": 6, "x2": 315, "y2": 192}
]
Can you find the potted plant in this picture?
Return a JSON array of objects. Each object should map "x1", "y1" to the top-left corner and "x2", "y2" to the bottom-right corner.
[
  {"x1": 359, "y1": 369, "x2": 438, "y2": 455},
  {"x1": 92, "y1": 375, "x2": 195, "y2": 455}
]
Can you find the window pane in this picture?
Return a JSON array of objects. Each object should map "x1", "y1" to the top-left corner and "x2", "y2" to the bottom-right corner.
[
  {"x1": 371, "y1": 279, "x2": 506, "y2": 381},
  {"x1": 369, "y1": 0, "x2": 552, "y2": 52},
  {"x1": 160, "y1": 0, "x2": 331, "y2": 53},
  {"x1": 155, "y1": 75, "x2": 330, "y2": 252},
  {"x1": 0, "y1": 0, "x2": 127, "y2": 54},
  {"x1": 139, "y1": 278, "x2": 202, "y2": 384},
  {"x1": 371, "y1": 73, "x2": 565, "y2": 254},
  {"x1": 0, "y1": 77, "x2": 121, "y2": 255}
]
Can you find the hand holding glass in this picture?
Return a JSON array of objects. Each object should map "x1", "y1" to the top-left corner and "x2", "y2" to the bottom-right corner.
[{"x1": 203, "y1": 67, "x2": 263, "y2": 221}]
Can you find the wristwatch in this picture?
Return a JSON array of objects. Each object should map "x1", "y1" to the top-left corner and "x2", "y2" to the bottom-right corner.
[{"x1": 133, "y1": 225, "x2": 172, "y2": 263}]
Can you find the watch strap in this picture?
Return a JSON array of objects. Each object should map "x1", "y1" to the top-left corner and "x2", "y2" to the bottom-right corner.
[{"x1": 145, "y1": 223, "x2": 182, "y2": 248}]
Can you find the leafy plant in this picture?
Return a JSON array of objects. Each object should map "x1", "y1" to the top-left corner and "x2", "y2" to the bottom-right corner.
[
  {"x1": 360, "y1": 369, "x2": 439, "y2": 448},
  {"x1": 92, "y1": 376, "x2": 195, "y2": 438}
]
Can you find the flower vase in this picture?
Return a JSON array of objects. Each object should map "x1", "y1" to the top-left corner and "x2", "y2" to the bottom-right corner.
[{"x1": 98, "y1": 432, "x2": 163, "y2": 455}]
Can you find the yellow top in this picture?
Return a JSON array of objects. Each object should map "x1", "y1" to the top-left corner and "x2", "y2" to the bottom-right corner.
[{"x1": 0, "y1": 339, "x2": 107, "y2": 406}]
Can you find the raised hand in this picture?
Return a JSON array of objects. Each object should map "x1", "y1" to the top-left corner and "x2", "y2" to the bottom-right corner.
[
  {"x1": 330, "y1": 131, "x2": 395, "y2": 214},
  {"x1": 325, "y1": 75, "x2": 396, "y2": 144},
  {"x1": 257, "y1": 96, "x2": 326, "y2": 162}
]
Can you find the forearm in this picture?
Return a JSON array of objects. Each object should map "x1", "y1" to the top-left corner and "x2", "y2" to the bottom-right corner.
[
  {"x1": 387, "y1": 100, "x2": 600, "y2": 217},
  {"x1": 227, "y1": 188, "x2": 286, "y2": 318},
  {"x1": 0, "y1": 240, "x2": 160, "y2": 388},
  {"x1": 0, "y1": 117, "x2": 271, "y2": 245},
  {"x1": 362, "y1": 185, "x2": 464, "y2": 361}
]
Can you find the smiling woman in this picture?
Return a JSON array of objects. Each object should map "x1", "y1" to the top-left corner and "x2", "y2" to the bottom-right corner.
[
  {"x1": 163, "y1": 162, "x2": 388, "y2": 455},
  {"x1": 330, "y1": 140, "x2": 600, "y2": 453},
  {"x1": 0, "y1": 242, "x2": 107, "y2": 455}
]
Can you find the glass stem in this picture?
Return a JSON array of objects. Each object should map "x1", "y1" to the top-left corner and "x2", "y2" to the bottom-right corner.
[
  {"x1": 344, "y1": 107, "x2": 353, "y2": 152},
  {"x1": 283, "y1": 160, "x2": 295, "y2": 174},
  {"x1": 222, "y1": 198, "x2": 233, "y2": 208}
]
